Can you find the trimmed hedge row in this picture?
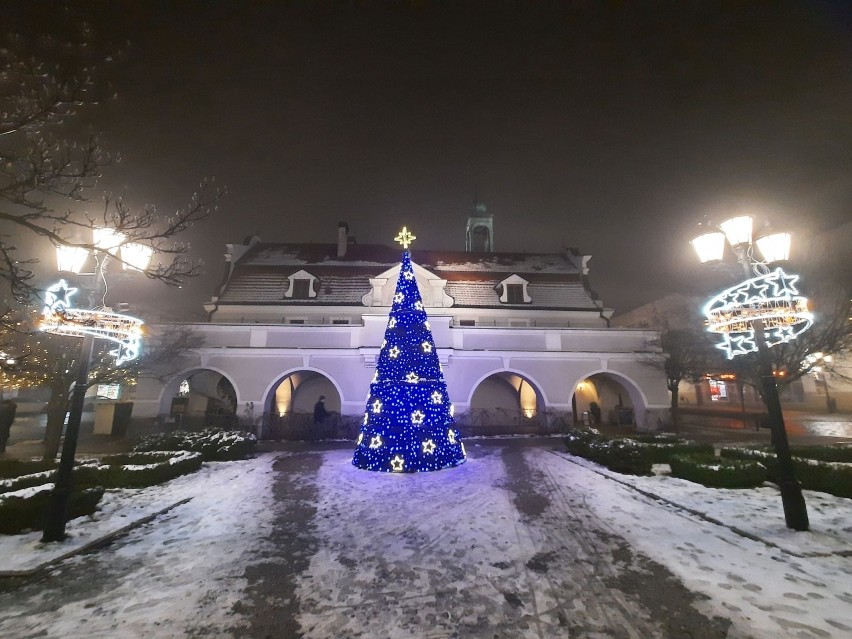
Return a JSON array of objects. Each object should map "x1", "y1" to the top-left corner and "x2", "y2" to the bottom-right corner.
[
  {"x1": 564, "y1": 428, "x2": 713, "y2": 476},
  {"x1": 133, "y1": 428, "x2": 257, "y2": 461},
  {"x1": 721, "y1": 448, "x2": 852, "y2": 499},
  {"x1": 0, "y1": 486, "x2": 105, "y2": 535},
  {"x1": 0, "y1": 459, "x2": 55, "y2": 479},
  {"x1": 0, "y1": 451, "x2": 204, "y2": 535},
  {"x1": 74, "y1": 451, "x2": 204, "y2": 488},
  {"x1": 669, "y1": 454, "x2": 767, "y2": 489}
]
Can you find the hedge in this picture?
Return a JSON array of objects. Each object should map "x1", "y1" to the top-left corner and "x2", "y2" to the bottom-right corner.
[
  {"x1": 0, "y1": 486, "x2": 105, "y2": 535},
  {"x1": 133, "y1": 428, "x2": 257, "y2": 461},
  {"x1": 721, "y1": 447, "x2": 852, "y2": 499},
  {"x1": 669, "y1": 454, "x2": 767, "y2": 489},
  {"x1": 0, "y1": 459, "x2": 55, "y2": 479},
  {"x1": 73, "y1": 451, "x2": 204, "y2": 489},
  {"x1": 564, "y1": 428, "x2": 713, "y2": 476}
]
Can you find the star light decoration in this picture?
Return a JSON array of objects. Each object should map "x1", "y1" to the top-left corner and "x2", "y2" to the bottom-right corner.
[
  {"x1": 703, "y1": 268, "x2": 813, "y2": 359},
  {"x1": 352, "y1": 228, "x2": 466, "y2": 473},
  {"x1": 39, "y1": 279, "x2": 144, "y2": 365}
]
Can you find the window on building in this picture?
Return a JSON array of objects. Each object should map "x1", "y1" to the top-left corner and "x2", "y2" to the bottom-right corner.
[
  {"x1": 708, "y1": 379, "x2": 728, "y2": 402},
  {"x1": 506, "y1": 284, "x2": 525, "y2": 304},
  {"x1": 292, "y1": 279, "x2": 311, "y2": 299},
  {"x1": 332, "y1": 319, "x2": 349, "y2": 325},
  {"x1": 288, "y1": 319, "x2": 305, "y2": 325},
  {"x1": 459, "y1": 319, "x2": 476, "y2": 327}
]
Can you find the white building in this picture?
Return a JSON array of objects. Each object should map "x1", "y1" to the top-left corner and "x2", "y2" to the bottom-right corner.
[{"x1": 131, "y1": 216, "x2": 670, "y2": 436}]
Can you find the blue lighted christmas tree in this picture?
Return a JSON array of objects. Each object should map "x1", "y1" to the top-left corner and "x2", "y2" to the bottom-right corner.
[{"x1": 352, "y1": 227, "x2": 466, "y2": 473}]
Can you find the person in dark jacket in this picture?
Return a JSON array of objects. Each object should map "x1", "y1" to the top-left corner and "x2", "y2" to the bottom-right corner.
[
  {"x1": 313, "y1": 395, "x2": 329, "y2": 425},
  {"x1": 0, "y1": 399, "x2": 17, "y2": 453}
]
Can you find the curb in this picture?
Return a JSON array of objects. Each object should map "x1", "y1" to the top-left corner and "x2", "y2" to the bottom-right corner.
[{"x1": 0, "y1": 497, "x2": 193, "y2": 579}]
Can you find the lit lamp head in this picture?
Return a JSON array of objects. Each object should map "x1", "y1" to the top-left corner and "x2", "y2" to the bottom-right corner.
[
  {"x1": 121, "y1": 243, "x2": 154, "y2": 271},
  {"x1": 691, "y1": 229, "x2": 726, "y2": 263},
  {"x1": 719, "y1": 215, "x2": 754, "y2": 248},
  {"x1": 56, "y1": 245, "x2": 90, "y2": 274},
  {"x1": 754, "y1": 231, "x2": 791, "y2": 264},
  {"x1": 93, "y1": 227, "x2": 127, "y2": 255}
]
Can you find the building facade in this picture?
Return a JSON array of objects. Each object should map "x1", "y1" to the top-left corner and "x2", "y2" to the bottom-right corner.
[{"x1": 131, "y1": 218, "x2": 670, "y2": 436}]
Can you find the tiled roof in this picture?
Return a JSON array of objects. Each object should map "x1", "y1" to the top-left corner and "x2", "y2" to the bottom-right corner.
[{"x1": 215, "y1": 242, "x2": 599, "y2": 310}]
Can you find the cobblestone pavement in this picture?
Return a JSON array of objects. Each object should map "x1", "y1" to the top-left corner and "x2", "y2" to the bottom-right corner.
[{"x1": 242, "y1": 439, "x2": 729, "y2": 638}]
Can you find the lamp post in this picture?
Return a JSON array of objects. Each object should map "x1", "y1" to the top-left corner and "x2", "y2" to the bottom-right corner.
[
  {"x1": 41, "y1": 231, "x2": 151, "y2": 542},
  {"x1": 692, "y1": 215, "x2": 810, "y2": 531}
]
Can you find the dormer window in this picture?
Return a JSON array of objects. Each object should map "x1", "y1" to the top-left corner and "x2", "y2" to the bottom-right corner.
[
  {"x1": 284, "y1": 270, "x2": 318, "y2": 299},
  {"x1": 497, "y1": 274, "x2": 531, "y2": 304}
]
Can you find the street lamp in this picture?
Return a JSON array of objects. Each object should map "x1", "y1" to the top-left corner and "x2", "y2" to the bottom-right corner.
[
  {"x1": 692, "y1": 214, "x2": 810, "y2": 531},
  {"x1": 40, "y1": 230, "x2": 150, "y2": 542}
]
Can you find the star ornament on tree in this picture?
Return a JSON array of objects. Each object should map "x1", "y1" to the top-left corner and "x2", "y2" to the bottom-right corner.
[
  {"x1": 422, "y1": 439, "x2": 436, "y2": 454},
  {"x1": 394, "y1": 226, "x2": 416, "y2": 249},
  {"x1": 411, "y1": 410, "x2": 425, "y2": 425},
  {"x1": 390, "y1": 455, "x2": 405, "y2": 472},
  {"x1": 405, "y1": 372, "x2": 420, "y2": 384}
]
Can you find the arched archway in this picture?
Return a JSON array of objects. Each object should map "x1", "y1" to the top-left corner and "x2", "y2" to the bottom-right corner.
[
  {"x1": 159, "y1": 368, "x2": 239, "y2": 430},
  {"x1": 262, "y1": 369, "x2": 343, "y2": 440},
  {"x1": 465, "y1": 370, "x2": 547, "y2": 435},
  {"x1": 571, "y1": 371, "x2": 648, "y2": 429}
]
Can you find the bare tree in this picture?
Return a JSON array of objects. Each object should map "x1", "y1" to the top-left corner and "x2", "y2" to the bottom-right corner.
[
  {"x1": 0, "y1": 313, "x2": 205, "y2": 459},
  {"x1": 1, "y1": 17, "x2": 224, "y2": 304}
]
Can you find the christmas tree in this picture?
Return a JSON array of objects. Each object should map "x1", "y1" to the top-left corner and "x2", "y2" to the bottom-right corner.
[{"x1": 352, "y1": 227, "x2": 466, "y2": 473}]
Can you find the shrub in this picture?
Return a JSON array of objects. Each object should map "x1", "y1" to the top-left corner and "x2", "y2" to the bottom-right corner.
[
  {"x1": 0, "y1": 459, "x2": 55, "y2": 479},
  {"x1": 564, "y1": 429, "x2": 654, "y2": 475},
  {"x1": 721, "y1": 447, "x2": 852, "y2": 499},
  {"x1": 788, "y1": 445, "x2": 852, "y2": 464},
  {"x1": 0, "y1": 486, "x2": 105, "y2": 535},
  {"x1": 74, "y1": 451, "x2": 204, "y2": 489},
  {"x1": 133, "y1": 428, "x2": 257, "y2": 461},
  {"x1": 670, "y1": 454, "x2": 767, "y2": 489},
  {"x1": 0, "y1": 469, "x2": 58, "y2": 495}
]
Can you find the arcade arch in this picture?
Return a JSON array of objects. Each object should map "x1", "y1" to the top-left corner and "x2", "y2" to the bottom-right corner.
[
  {"x1": 571, "y1": 372, "x2": 646, "y2": 427},
  {"x1": 467, "y1": 371, "x2": 547, "y2": 433},
  {"x1": 160, "y1": 368, "x2": 238, "y2": 429}
]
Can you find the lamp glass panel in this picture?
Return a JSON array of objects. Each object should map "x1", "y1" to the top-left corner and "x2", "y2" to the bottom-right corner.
[
  {"x1": 691, "y1": 232, "x2": 726, "y2": 263},
  {"x1": 93, "y1": 228, "x2": 126, "y2": 254},
  {"x1": 719, "y1": 216, "x2": 753, "y2": 247},
  {"x1": 56, "y1": 246, "x2": 90, "y2": 273},
  {"x1": 121, "y1": 243, "x2": 154, "y2": 271},
  {"x1": 755, "y1": 232, "x2": 791, "y2": 263}
]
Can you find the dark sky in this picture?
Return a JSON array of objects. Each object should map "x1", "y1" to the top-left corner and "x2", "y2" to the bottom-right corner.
[{"x1": 14, "y1": 1, "x2": 852, "y2": 320}]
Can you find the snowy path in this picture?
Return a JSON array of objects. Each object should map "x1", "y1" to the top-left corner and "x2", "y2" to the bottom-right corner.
[{"x1": 268, "y1": 442, "x2": 727, "y2": 638}]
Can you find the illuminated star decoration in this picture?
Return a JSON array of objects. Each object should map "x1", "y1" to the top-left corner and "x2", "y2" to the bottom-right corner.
[
  {"x1": 394, "y1": 226, "x2": 416, "y2": 249},
  {"x1": 351, "y1": 228, "x2": 465, "y2": 473},
  {"x1": 43, "y1": 279, "x2": 78, "y2": 313},
  {"x1": 703, "y1": 267, "x2": 813, "y2": 359},
  {"x1": 357, "y1": 433, "x2": 364, "y2": 445},
  {"x1": 40, "y1": 280, "x2": 144, "y2": 365}
]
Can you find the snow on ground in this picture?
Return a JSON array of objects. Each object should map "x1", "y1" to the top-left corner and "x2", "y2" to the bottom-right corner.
[
  {"x1": 539, "y1": 450, "x2": 852, "y2": 638},
  {"x1": 0, "y1": 453, "x2": 279, "y2": 637},
  {"x1": 1, "y1": 444, "x2": 851, "y2": 638}
]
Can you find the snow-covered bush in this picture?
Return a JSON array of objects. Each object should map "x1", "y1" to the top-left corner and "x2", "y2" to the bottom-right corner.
[
  {"x1": 564, "y1": 428, "x2": 713, "y2": 476},
  {"x1": 0, "y1": 459, "x2": 55, "y2": 479},
  {"x1": 74, "y1": 451, "x2": 204, "y2": 488},
  {"x1": 670, "y1": 454, "x2": 767, "y2": 489},
  {"x1": 721, "y1": 447, "x2": 852, "y2": 498},
  {"x1": 133, "y1": 428, "x2": 257, "y2": 461},
  {"x1": 0, "y1": 486, "x2": 104, "y2": 535}
]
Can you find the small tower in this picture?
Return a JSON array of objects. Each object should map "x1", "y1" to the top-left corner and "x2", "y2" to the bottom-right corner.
[{"x1": 465, "y1": 203, "x2": 494, "y2": 253}]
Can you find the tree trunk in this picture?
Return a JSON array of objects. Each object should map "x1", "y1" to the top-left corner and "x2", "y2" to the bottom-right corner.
[
  {"x1": 668, "y1": 380, "x2": 680, "y2": 431},
  {"x1": 42, "y1": 385, "x2": 70, "y2": 461}
]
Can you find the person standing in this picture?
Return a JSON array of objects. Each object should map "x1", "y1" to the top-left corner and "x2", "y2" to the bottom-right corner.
[
  {"x1": 0, "y1": 399, "x2": 17, "y2": 454},
  {"x1": 313, "y1": 395, "x2": 329, "y2": 425}
]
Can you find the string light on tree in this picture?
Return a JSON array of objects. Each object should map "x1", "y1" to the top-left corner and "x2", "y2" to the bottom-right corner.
[{"x1": 352, "y1": 227, "x2": 466, "y2": 473}]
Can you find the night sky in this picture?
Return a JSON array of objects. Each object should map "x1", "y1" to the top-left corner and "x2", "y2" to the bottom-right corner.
[{"x1": 12, "y1": 1, "x2": 852, "y2": 320}]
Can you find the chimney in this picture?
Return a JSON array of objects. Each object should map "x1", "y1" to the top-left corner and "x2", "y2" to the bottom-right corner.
[{"x1": 337, "y1": 222, "x2": 350, "y2": 258}]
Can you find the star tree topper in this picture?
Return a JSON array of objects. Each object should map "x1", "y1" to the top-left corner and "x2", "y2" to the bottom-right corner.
[{"x1": 395, "y1": 226, "x2": 416, "y2": 249}]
